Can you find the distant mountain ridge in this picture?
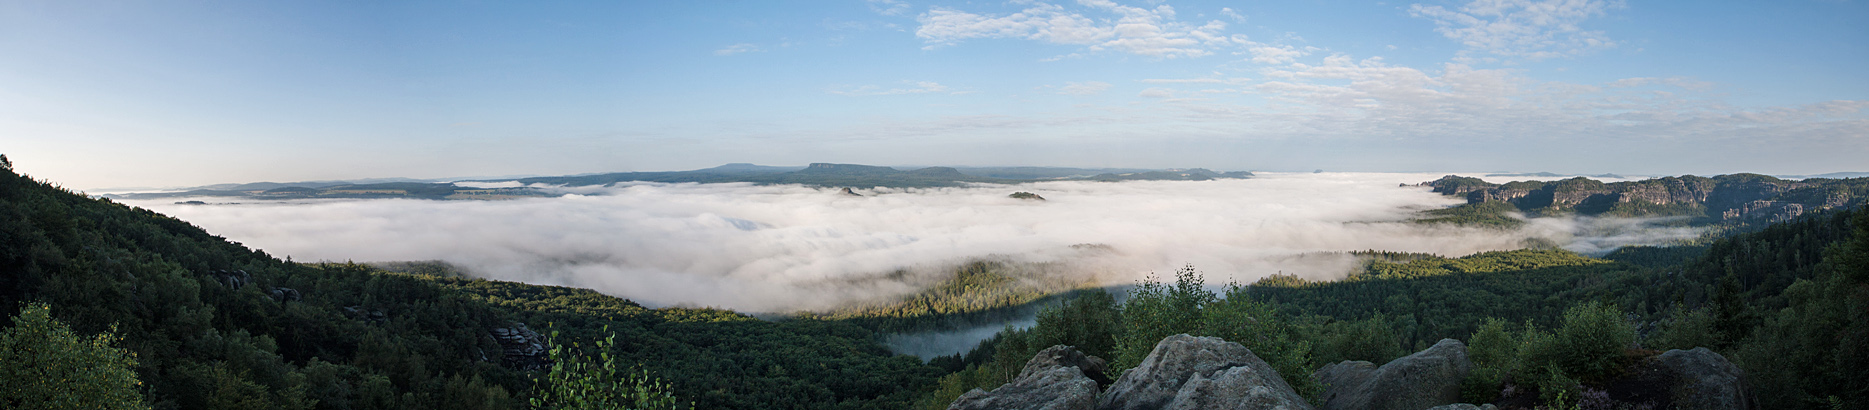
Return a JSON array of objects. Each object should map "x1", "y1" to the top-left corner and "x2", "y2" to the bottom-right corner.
[
  {"x1": 98, "y1": 163, "x2": 1256, "y2": 199},
  {"x1": 501, "y1": 163, "x2": 1253, "y2": 188}
]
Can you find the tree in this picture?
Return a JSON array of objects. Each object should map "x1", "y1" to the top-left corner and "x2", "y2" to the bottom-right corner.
[
  {"x1": 530, "y1": 327, "x2": 682, "y2": 410},
  {"x1": 0, "y1": 302, "x2": 148, "y2": 410},
  {"x1": 1114, "y1": 265, "x2": 1212, "y2": 370}
]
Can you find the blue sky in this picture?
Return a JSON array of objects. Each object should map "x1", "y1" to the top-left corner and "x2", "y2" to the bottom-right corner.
[{"x1": 3, "y1": 0, "x2": 1865, "y2": 189}]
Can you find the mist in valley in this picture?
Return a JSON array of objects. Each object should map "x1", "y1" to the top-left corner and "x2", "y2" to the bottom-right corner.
[{"x1": 125, "y1": 172, "x2": 1702, "y2": 317}]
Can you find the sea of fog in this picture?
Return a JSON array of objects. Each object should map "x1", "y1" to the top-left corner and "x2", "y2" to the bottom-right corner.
[{"x1": 124, "y1": 172, "x2": 1701, "y2": 316}]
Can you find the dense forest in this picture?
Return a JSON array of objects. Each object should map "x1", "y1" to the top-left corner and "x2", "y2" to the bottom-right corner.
[
  {"x1": 0, "y1": 155, "x2": 943, "y2": 410},
  {"x1": 5, "y1": 152, "x2": 1865, "y2": 410}
]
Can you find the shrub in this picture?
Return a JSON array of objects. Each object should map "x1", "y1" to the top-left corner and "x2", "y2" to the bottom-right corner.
[
  {"x1": 1547, "y1": 302, "x2": 1635, "y2": 383},
  {"x1": 531, "y1": 327, "x2": 681, "y2": 410},
  {"x1": 0, "y1": 302, "x2": 148, "y2": 410},
  {"x1": 1459, "y1": 318, "x2": 1516, "y2": 403},
  {"x1": 1113, "y1": 266, "x2": 1211, "y2": 370},
  {"x1": 1200, "y1": 285, "x2": 1320, "y2": 399},
  {"x1": 1314, "y1": 314, "x2": 1406, "y2": 365}
]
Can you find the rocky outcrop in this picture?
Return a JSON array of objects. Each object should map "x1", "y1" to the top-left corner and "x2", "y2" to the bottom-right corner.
[
  {"x1": 1316, "y1": 339, "x2": 1472, "y2": 410},
  {"x1": 1024, "y1": 345, "x2": 1111, "y2": 387},
  {"x1": 840, "y1": 187, "x2": 863, "y2": 196},
  {"x1": 490, "y1": 322, "x2": 549, "y2": 370},
  {"x1": 1417, "y1": 174, "x2": 1858, "y2": 219},
  {"x1": 268, "y1": 287, "x2": 301, "y2": 302},
  {"x1": 1653, "y1": 348, "x2": 1756, "y2": 410},
  {"x1": 209, "y1": 269, "x2": 250, "y2": 289},
  {"x1": 1721, "y1": 200, "x2": 1804, "y2": 222},
  {"x1": 1010, "y1": 192, "x2": 1047, "y2": 201},
  {"x1": 342, "y1": 306, "x2": 386, "y2": 322},
  {"x1": 950, "y1": 345, "x2": 1102, "y2": 410},
  {"x1": 1311, "y1": 361, "x2": 1374, "y2": 402},
  {"x1": 1097, "y1": 334, "x2": 1311, "y2": 410}
]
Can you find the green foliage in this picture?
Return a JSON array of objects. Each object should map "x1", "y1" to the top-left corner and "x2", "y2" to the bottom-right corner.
[
  {"x1": 911, "y1": 364, "x2": 995, "y2": 410},
  {"x1": 1199, "y1": 286, "x2": 1320, "y2": 398},
  {"x1": 1028, "y1": 290, "x2": 1121, "y2": 362},
  {"x1": 1522, "y1": 302, "x2": 1634, "y2": 384},
  {"x1": 0, "y1": 158, "x2": 941, "y2": 410},
  {"x1": 1727, "y1": 209, "x2": 1869, "y2": 409},
  {"x1": 530, "y1": 329, "x2": 680, "y2": 410},
  {"x1": 1312, "y1": 314, "x2": 1405, "y2": 365},
  {"x1": 1113, "y1": 265, "x2": 1211, "y2": 371},
  {"x1": 1458, "y1": 318, "x2": 1514, "y2": 404},
  {"x1": 1452, "y1": 303, "x2": 1634, "y2": 408},
  {"x1": 914, "y1": 291, "x2": 1121, "y2": 410},
  {"x1": 1353, "y1": 249, "x2": 1610, "y2": 281},
  {"x1": 0, "y1": 302, "x2": 149, "y2": 410},
  {"x1": 820, "y1": 260, "x2": 1092, "y2": 332},
  {"x1": 1646, "y1": 304, "x2": 1718, "y2": 351},
  {"x1": 1414, "y1": 202, "x2": 1526, "y2": 229}
]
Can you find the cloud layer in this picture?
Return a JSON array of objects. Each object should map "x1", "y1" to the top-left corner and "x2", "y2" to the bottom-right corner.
[{"x1": 131, "y1": 173, "x2": 1699, "y2": 312}]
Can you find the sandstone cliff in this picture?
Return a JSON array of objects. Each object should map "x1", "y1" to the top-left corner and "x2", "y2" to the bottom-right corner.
[{"x1": 1420, "y1": 174, "x2": 1866, "y2": 222}]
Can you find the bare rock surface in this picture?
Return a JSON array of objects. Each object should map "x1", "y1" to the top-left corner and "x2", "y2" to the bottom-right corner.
[
  {"x1": 949, "y1": 346, "x2": 1101, "y2": 410},
  {"x1": 1097, "y1": 334, "x2": 1311, "y2": 410},
  {"x1": 1653, "y1": 347, "x2": 1757, "y2": 410},
  {"x1": 1022, "y1": 345, "x2": 1112, "y2": 387},
  {"x1": 1316, "y1": 338, "x2": 1472, "y2": 410}
]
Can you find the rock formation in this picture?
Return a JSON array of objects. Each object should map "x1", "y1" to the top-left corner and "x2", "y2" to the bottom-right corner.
[
  {"x1": 950, "y1": 345, "x2": 1102, "y2": 410},
  {"x1": 1010, "y1": 192, "x2": 1047, "y2": 201},
  {"x1": 1097, "y1": 334, "x2": 1312, "y2": 410},
  {"x1": 1652, "y1": 348, "x2": 1757, "y2": 410},
  {"x1": 1314, "y1": 339, "x2": 1472, "y2": 410},
  {"x1": 209, "y1": 269, "x2": 250, "y2": 289},
  {"x1": 490, "y1": 322, "x2": 550, "y2": 370},
  {"x1": 268, "y1": 287, "x2": 301, "y2": 302},
  {"x1": 1418, "y1": 173, "x2": 1863, "y2": 220}
]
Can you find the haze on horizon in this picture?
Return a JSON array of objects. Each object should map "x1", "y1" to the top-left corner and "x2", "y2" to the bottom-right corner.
[{"x1": 2, "y1": 0, "x2": 1864, "y2": 191}]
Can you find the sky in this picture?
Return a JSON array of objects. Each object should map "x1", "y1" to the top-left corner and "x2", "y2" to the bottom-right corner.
[{"x1": 3, "y1": 0, "x2": 1865, "y2": 190}]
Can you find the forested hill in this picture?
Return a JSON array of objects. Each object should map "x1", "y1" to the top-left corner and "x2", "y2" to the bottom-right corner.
[
  {"x1": 1419, "y1": 173, "x2": 1869, "y2": 222},
  {"x1": 0, "y1": 155, "x2": 943, "y2": 409}
]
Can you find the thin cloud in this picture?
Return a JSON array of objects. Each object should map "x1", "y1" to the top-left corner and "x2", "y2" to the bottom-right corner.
[
  {"x1": 1221, "y1": 7, "x2": 1247, "y2": 22},
  {"x1": 1409, "y1": 0, "x2": 1624, "y2": 60},
  {"x1": 866, "y1": 0, "x2": 911, "y2": 16},
  {"x1": 1059, "y1": 81, "x2": 1112, "y2": 95},
  {"x1": 714, "y1": 43, "x2": 762, "y2": 56},
  {"x1": 829, "y1": 80, "x2": 954, "y2": 96},
  {"x1": 914, "y1": 1, "x2": 1247, "y2": 58}
]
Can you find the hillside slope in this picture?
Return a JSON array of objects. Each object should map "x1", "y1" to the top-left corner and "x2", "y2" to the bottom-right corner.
[{"x1": 0, "y1": 155, "x2": 940, "y2": 410}]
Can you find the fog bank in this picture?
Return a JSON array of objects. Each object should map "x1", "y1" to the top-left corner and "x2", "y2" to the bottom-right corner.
[{"x1": 126, "y1": 173, "x2": 1700, "y2": 312}]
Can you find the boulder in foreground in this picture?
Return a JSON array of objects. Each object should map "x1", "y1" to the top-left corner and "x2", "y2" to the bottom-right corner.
[{"x1": 1097, "y1": 334, "x2": 1312, "y2": 410}]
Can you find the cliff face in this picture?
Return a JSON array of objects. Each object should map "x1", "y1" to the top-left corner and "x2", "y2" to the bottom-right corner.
[{"x1": 1420, "y1": 174, "x2": 1865, "y2": 222}]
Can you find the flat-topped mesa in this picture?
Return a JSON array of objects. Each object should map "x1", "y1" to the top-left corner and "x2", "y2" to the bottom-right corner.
[{"x1": 1417, "y1": 174, "x2": 1863, "y2": 221}]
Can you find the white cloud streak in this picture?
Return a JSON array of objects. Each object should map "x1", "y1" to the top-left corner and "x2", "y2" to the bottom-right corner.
[
  {"x1": 1059, "y1": 81, "x2": 1112, "y2": 95},
  {"x1": 1409, "y1": 0, "x2": 1624, "y2": 60},
  {"x1": 829, "y1": 80, "x2": 954, "y2": 96},
  {"x1": 129, "y1": 173, "x2": 1703, "y2": 312},
  {"x1": 915, "y1": 1, "x2": 1247, "y2": 58},
  {"x1": 714, "y1": 43, "x2": 762, "y2": 56},
  {"x1": 866, "y1": 0, "x2": 911, "y2": 16}
]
